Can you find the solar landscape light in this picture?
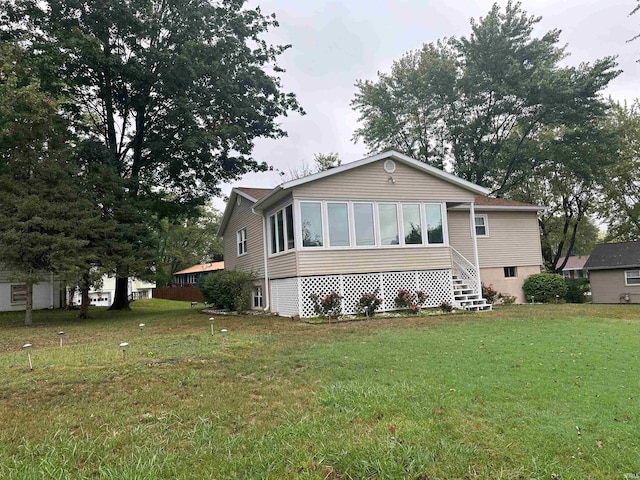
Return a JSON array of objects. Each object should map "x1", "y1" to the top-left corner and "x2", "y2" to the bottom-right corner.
[
  {"x1": 119, "y1": 341, "x2": 129, "y2": 361},
  {"x1": 58, "y1": 331, "x2": 65, "y2": 347},
  {"x1": 220, "y1": 328, "x2": 228, "y2": 349},
  {"x1": 22, "y1": 343, "x2": 33, "y2": 371},
  {"x1": 139, "y1": 323, "x2": 145, "y2": 331},
  {"x1": 209, "y1": 317, "x2": 215, "y2": 336}
]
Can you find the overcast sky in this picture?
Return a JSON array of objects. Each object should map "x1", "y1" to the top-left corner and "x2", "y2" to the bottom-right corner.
[{"x1": 212, "y1": 0, "x2": 640, "y2": 210}]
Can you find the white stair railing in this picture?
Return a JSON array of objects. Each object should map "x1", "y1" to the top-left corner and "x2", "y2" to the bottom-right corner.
[{"x1": 450, "y1": 247, "x2": 480, "y2": 295}]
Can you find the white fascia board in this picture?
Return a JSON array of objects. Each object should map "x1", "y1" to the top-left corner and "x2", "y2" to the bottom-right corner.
[
  {"x1": 449, "y1": 205, "x2": 546, "y2": 212},
  {"x1": 218, "y1": 188, "x2": 258, "y2": 237}
]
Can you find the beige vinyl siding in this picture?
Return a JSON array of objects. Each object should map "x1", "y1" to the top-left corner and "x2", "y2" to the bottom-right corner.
[
  {"x1": 268, "y1": 252, "x2": 297, "y2": 279},
  {"x1": 480, "y1": 265, "x2": 541, "y2": 303},
  {"x1": 476, "y1": 211, "x2": 543, "y2": 268},
  {"x1": 293, "y1": 160, "x2": 477, "y2": 202},
  {"x1": 222, "y1": 197, "x2": 265, "y2": 276},
  {"x1": 447, "y1": 211, "x2": 475, "y2": 260},
  {"x1": 297, "y1": 246, "x2": 451, "y2": 276},
  {"x1": 589, "y1": 269, "x2": 640, "y2": 303}
]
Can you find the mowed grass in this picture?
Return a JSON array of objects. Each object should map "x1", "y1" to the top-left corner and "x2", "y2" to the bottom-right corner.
[{"x1": 0, "y1": 301, "x2": 639, "y2": 479}]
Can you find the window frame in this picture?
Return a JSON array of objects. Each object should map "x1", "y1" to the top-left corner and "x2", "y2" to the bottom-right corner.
[
  {"x1": 504, "y1": 266, "x2": 517, "y2": 278},
  {"x1": 297, "y1": 199, "x2": 449, "y2": 250},
  {"x1": 268, "y1": 202, "x2": 295, "y2": 257},
  {"x1": 11, "y1": 284, "x2": 27, "y2": 304},
  {"x1": 625, "y1": 270, "x2": 640, "y2": 286},
  {"x1": 474, "y1": 214, "x2": 489, "y2": 237},
  {"x1": 236, "y1": 227, "x2": 247, "y2": 256},
  {"x1": 253, "y1": 286, "x2": 263, "y2": 308},
  {"x1": 327, "y1": 201, "x2": 351, "y2": 248}
]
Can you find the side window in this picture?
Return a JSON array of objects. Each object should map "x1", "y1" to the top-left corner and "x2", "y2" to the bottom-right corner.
[
  {"x1": 475, "y1": 214, "x2": 488, "y2": 237},
  {"x1": 504, "y1": 266, "x2": 517, "y2": 278},
  {"x1": 11, "y1": 285, "x2": 27, "y2": 304},
  {"x1": 300, "y1": 202, "x2": 323, "y2": 247},
  {"x1": 625, "y1": 270, "x2": 640, "y2": 285},
  {"x1": 237, "y1": 228, "x2": 247, "y2": 256}
]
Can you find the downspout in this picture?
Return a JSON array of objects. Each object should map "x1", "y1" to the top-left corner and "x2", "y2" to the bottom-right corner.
[
  {"x1": 253, "y1": 206, "x2": 269, "y2": 312},
  {"x1": 469, "y1": 201, "x2": 482, "y2": 289}
]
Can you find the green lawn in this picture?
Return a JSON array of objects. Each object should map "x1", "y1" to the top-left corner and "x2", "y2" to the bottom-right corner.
[{"x1": 0, "y1": 300, "x2": 638, "y2": 479}]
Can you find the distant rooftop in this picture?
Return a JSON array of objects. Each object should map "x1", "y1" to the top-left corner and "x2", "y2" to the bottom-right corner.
[
  {"x1": 584, "y1": 241, "x2": 640, "y2": 270},
  {"x1": 174, "y1": 261, "x2": 224, "y2": 275}
]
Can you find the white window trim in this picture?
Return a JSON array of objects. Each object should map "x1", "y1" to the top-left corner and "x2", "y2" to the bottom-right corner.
[
  {"x1": 268, "y1": 202, "x2": 295, "y2": 257},
  {"x1": 474, "y1": 214, "x2": 489, "y2": 237},
  {"x1": 297, "y1": 200, "x2": 449, "y2": 251},
  {"x1": 236, "y1": 227, "x2": 247, "y2": 257},
  {"x1": 253, "y1": 285, "x2": 263, "y2": 308},
  {"x1": 625, "y1": 270, "x2": 640, "y2": 286},
  {"x1": 11, "y1": 284, "x2": 27, "y2": 305}
]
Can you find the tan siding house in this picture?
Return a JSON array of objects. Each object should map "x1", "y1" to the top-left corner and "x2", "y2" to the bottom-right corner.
[
  {"x1": 584, "y1": 242, "x2": 640, "y2": 303},
  {"x1": 219, "y1": 151, "x2": 544, "y2": 316}
]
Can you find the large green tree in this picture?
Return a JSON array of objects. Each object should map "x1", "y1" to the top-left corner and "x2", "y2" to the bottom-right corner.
[
  {"x1": 352, "y1": 2, "x2": 619, "y2": 194},
  {"x1": 598, "y1": 102, "x2": 640, "y2": 241},
  {"x1": 4, "y1": 0, "x2": 303, "y2": 309},
  {"x1": 0, "y1": 44, "x2": 97, "y2": 325}
]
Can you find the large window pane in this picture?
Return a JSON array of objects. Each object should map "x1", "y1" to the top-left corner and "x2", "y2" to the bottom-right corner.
[
  {"x1": 286, "y1": 205, "x2": 295, "y2": 250},
  {"x1": 301, "y1": 202, "x2": 323, "y2": 247},
  {"x1": 269, "y1": 214, "x2": 277, "y2": 254},
  {"x1": 402, "y1": 204, "x2": 422, "y2": 244},
  {"x1": 378, "y1": 203, "x2": 399, "y2": 245},
  {"x1": 354, "y1": 203, "x2": 375, "y2": 246},
  {"x1": 426, "y1": 204, "x2": 444, "y2": 244},
  {"x1": 277, "y1": 210, "x2": 285, "y2": 252},
  {"x1": 328, "y1": 203, "x2": 350, "y2": 247}
]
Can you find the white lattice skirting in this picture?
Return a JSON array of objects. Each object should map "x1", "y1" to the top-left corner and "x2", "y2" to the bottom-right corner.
[{"x1": 270, "y1": 269, "x2": 455, "y2": 318}]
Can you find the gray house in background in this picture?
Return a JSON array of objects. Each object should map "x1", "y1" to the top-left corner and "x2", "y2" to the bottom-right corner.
[{"x1": 584, "y1": 241, "x2": 640, "y2": 303}]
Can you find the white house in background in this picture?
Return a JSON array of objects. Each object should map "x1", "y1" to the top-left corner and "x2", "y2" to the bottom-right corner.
[
  {"x1": 0, "y1": 269, "x2": 64, "y2": 312},
  {"x1": 70, "y1": 276, "x2": 156, "y2": 307},
  {"x1": 218, "y1": 150, "x2": 545, "y2": 318}
]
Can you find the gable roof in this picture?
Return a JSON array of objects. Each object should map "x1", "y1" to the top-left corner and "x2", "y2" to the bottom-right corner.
[
  {"x1": 218, "y1": 187, "x2": 270, "y2": 237},
  {"x1": 253, "y1": 150, "x2": 491, "y2": 211},
  {"x1": 174, "y1": 261, "x2": 224, "y2": 275},
  {"x1": 584, "y1": 242, "x2": 640, "y2": 270},
  {"x1": 555, "y1": 255, "x2": 590, "y2": 271},
  {"x1": 235, "y1": 187, "x2": 271, "y2": 202}
]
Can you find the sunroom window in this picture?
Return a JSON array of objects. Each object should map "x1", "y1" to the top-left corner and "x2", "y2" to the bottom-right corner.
[
  {"x1": 301, "y1": 202, "x2": 323, "y2": 247},
  {"x1": 402, "y1": 204, "x2": 422, "y2": 245},
  {"x1": 425, "y1": 204, "x2": 444, "y2": 244},
  {"x1": 353, "y1": 203, "x2": 375, "y2": 246},
  {"x1": 378, "y1": 203, "x2": 399, "y2": 245},
  {"x1": 269, "y1": 204, "x2": 295, "y2": 255},
  {"x1": 328, "y1": 202, "x2": 350, "y2": 247}
]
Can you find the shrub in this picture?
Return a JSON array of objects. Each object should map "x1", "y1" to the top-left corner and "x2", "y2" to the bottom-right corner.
[
  {"x1": 439, "y1": 301, "x2": 453, "y2": 312},
  {"x1": 565, "y1": 278, "x2": 590, "y2": 303},
  {"x1": 199, "y1": 270, "x2": 256, "y2": 312},
  {"x1": 523, "y1": 273, "x2": 568, "y2": 303},
  {"x1": 498, "y1": 294, "x2": 516, "y2": 305},
  {"x1": 481, "y1": 283, "x2": 498, "y2": 304},
  {"x1": 310, "y1": 291, "x2": 343, "y2": 317},
  {"x1": 357, "y1": 290, "x2": 383, "y2": 317},
  {"x1": 394, "y1": 289, "x2": 429, "y2": 313}
]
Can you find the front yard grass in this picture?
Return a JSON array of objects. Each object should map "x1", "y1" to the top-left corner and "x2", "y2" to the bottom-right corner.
[{"x1": 0, "y1": 301, "x2": 638, "y2": 479}]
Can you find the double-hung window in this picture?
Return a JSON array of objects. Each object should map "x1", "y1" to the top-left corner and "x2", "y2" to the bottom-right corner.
[
  {"x1": 327, "y1": 202, "x2": 350, "y2": 247},
  {"x1": 253, "y1": 286, "x2": 263, "y2": 308},
  {"x1": 237, "y1": 228, "x2": 247, "y2": 256},
  {"x1": 474, "y1": 214, "x2": 488, "y2": 237},
  {"x1": 269, "y1": 204, "x2": 295, "y2": 255},
  {"x1": 425, "y1": 204, "x2": 444, "y2": 244},
  {"x1": 625, "y1": 270, "x2": 640, "y2": 285},
  {"x1": 11, "y1": 285, "x2": 27, "y2": 304}
]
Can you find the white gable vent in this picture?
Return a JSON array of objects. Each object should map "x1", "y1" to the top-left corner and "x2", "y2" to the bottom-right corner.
[{"x1": 383, "y1": 159, "x2": 396, "y2": 173}]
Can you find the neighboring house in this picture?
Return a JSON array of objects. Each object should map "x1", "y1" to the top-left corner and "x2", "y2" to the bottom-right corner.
[
  {"x1": 70, "y1": 276, "x2": 156, "y2": 307},
  {"x1": 556, "y1": 256, "x2": 590, "y2": 279},
  {"x1": 172, "y1": 261, "x2": 224, "y2": 287},
  {"x1": 583, "y1": 241, "x2": 640, "y2": 303},
  {"x1": 0, "y1": 269, "x2": 64, "y2": 312},
  {"x1": 219, "y1": 150, "x2": 544, "y2": 317}
]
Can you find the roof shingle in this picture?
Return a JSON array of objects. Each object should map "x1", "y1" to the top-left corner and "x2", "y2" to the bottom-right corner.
[{"x1": 584, "y1": 242, "x2": 640, "y2": 270}]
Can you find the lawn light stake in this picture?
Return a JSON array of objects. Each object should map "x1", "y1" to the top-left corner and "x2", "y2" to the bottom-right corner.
[
  {"x1": 119, "y1": 342, "x2": 129, "y2": 361},
  {"x1": 209, "y1": 317, "x2": 215, "y2": 336},
  {"x1": 139, "y1": 323, "x2": 145, "y2": 331},
  {"x1": 220, "y1": 328, "x2": 228, "y2": 349},
  {"x1": 23, "y1": 343, "x2": 33, "y2": 371},
  {"x1": 58, "y1": 331, "x2": 65, "y2": 347}
]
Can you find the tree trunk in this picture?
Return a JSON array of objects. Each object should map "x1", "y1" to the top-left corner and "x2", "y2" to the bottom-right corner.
[
  {"x1": 109, "y1": 276, "x2": 130, "y2": 310},
  {"x1": 79, "y1": 286, "x2": 90, "y2": 319},
  {"x1": 25, "y1": 283, "x2": 33, "y2": 326}
]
